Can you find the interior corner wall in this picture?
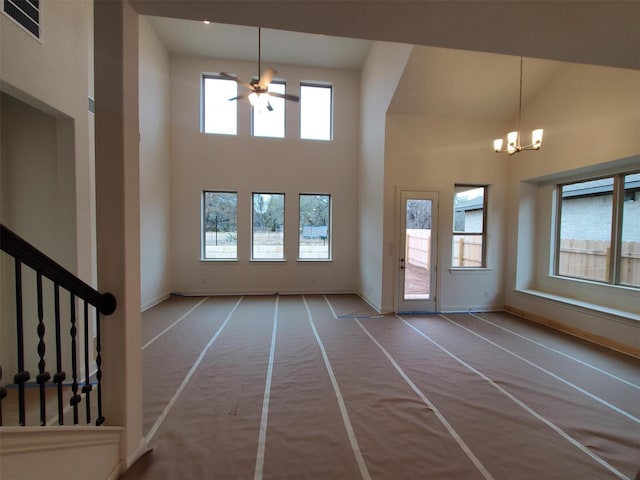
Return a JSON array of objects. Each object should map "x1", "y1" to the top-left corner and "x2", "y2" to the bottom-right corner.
[
  {"x1": 358, "y1": 42, "x2": 412, "y2": 312},
  {"x1": 169, "y1": 55, "x2": 360, "y2": 295},
  {"x1": 384, "y1": 113, "x2": 509, "y2": 313},
  {"x1": 505, "y1": 62, "x2": 640, "y2": 349},
  {"x1": 139, "y1": 16, "x2": 172, "y2": 310}
]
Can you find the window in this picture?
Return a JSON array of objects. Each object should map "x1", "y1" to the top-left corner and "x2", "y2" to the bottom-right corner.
[
  {"x1": 299, "y1": 194, "x2": 331, "y2": 260},
  {"x1": 252, "y1": 81, "x2": 285, "y2": 138},
  {"x1": 202, "y1": 191, "x2": 237, "y2": 259},
  {"x1": 202, "y1": 76, "x2": 237, "y2": 135},
  {"x1": 556, "y1": 172, "x2": 640, "y2": 287},
  {"x1": 300, "y1": 84, "x2": 332, "y2": 141},
  {"x1": 252, "y1": 193, "x2": 285, "y2": 260},
  {"x1": 452, "y1": 185, "x2": 487, "y2": 267}
]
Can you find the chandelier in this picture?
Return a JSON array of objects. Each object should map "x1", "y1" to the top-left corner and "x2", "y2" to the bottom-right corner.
[{"x1": 493, "y1": 57, "x2": 543, "y2": 154}]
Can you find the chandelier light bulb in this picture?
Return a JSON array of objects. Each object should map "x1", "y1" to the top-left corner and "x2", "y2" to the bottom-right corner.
[
  {"x1": 493, "y1": 138, "x2": 503, "y2": 152},
  {"x1": 532, "y1": 129, "x2": 544, "y2": 149}
]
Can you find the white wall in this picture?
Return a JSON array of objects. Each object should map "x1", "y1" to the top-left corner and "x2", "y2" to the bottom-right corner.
[
  {"x1": 139, "y1": 16, "x2": 172, "y2": 310},
  {"x1": 506, "y1": 63, "x2": 640, "y2": 349},
  {"x1": 169, "y1": 55, "x2": 360, "y2": 295},
  {"x1": 358, "y1": 42, "x2": 412, "y2": 311}
]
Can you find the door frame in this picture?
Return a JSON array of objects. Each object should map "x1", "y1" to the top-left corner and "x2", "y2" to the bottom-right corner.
[{"x1": 395, "y1": 187, "x2": 440, "y2": 313}]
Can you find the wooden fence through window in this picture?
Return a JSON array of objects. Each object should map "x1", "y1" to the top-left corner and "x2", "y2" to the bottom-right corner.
[{"x1": 559, "y1": 239, "x2": 640, "y2": 285}]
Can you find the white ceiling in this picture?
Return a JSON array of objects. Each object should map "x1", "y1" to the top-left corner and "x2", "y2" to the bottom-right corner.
[
  {"x1": 146, "y1": 15, "x2": 566, "y2": 121},
  {"x1": 146, "y1": 17, "x2": 373, "y2": 70}
]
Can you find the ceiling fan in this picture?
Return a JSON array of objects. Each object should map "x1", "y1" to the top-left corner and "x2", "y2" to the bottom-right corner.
[{"x1": 220, "y1": 27, "x2": 299, "y2": 111}]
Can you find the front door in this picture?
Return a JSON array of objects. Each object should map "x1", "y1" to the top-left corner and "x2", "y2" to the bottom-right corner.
[{"x1": 397, "y1": 190, "x2": 438, "y2": 313}]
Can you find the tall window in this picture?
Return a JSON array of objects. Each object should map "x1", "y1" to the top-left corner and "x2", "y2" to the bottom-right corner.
[
  {"x1": 252, "y1": 81, "x2": 285, "y2": 138},
  {"x1": 452, "y1": 185, "x2": 487, "y2": 267},
  {"x1": 252, "y1": 193, "x2": 285, "y2": 260},
  {"x1": 300, "y1": 84, "x2": 332, "y2": 141},
  {"x1": 299, "y1": 194, "x2": 331, "y2": 260},
  {"x1": 203, "y1": 191, "x2": 237, "y2": 259},
  {"x1": 202, "y1": 75, "x2": 237, "y2": 135},
  {"x1": 556, "y1": 172, "x2": 640, "y2": 287}
]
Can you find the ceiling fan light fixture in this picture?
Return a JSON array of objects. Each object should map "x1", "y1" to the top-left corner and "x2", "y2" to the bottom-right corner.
[{"x1": 249, "y1": 92, "x2": 270, "y2": 112}]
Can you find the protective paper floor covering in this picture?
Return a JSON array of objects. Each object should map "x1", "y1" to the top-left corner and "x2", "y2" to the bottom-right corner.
[{"x1": 122, "y1": 294, "x2": 640, "y2": 480}]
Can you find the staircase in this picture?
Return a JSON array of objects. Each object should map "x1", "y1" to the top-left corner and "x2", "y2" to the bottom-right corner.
[{"x1": 0, "y1": 223, "x2": 123, "y2": 479}]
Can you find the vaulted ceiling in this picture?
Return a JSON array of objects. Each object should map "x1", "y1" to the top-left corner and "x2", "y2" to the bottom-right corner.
[{"x1": 139, "y1": 1, "x2": 638, "y2": 121}]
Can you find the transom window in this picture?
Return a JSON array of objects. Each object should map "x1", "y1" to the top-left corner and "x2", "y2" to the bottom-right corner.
[
  {"x1": 555, "y1": 172, "x2": 640, "y2": 287},
  {"x1": 300, "y1": 84, "x2": 332, "y2": 141},
  {"x1": 202, "y1": 75, "x2": 237, "y2": 135},
  {"x1": 452, "y1": 185, "x2": 487, "y2": 268},
  {"x1": 252, "y1": 81, "x2": 285, "y2": 138},
  {"x1": 299, "y1": 194, "x2": 331, "y2": 260}
]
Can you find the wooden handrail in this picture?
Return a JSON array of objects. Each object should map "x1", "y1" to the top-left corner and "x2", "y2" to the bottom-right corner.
[{"x1": 0, "y1": 224, "x2": 116, "y2": 315}]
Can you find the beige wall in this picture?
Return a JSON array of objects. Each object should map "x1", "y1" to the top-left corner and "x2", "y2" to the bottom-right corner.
[
  {"x1": 139, "y1": 16, "x2": 172, "y2": 310},
  {"x1": 384, "y1": 113, "x2": 509, "y2": 313},
  {"x1": 0, "y1": 1, "x2": 93, "y2": 377},
  {"x1": 169, "y1": 55, "x2": 360, "y2": 295},
  {"x1": 358, "y1": 42, "x2": 412, "y2": 311},
  {"x1": 506, "y1": 63, "x2": 640, "y2": 349}
]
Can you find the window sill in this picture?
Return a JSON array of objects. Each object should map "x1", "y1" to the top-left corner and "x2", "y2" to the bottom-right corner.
[
  {"x1": 297, "y1": 258, "x2": 332, "y2": 263},
  {"x1": 250, "y1": 258, "x2": 286, "y2": 263},
  {"x1": 201, "y1": 258, "x2": 238, "y2": 262},
  {"x1": 515, "y1": 288, "x2": 640, "y2": 323},
  {"x1": 449, "y1": 267, "x2": 493, "y2": 275}
]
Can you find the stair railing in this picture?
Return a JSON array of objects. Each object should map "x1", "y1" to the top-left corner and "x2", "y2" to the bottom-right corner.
[{"x1": 0, "y1": 223, "x2": 116, "y2": 426}]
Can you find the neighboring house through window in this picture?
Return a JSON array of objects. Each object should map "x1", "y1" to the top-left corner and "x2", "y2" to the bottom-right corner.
[
  {"x1": 452, "y1": 185, "x2": 487, "y2": 267},
  {"x1": 555, "y1": 172, "x2": 640, "y2": 287}
]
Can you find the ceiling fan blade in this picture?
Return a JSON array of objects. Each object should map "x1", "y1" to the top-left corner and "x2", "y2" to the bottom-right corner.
[
  {"x1": 268, "y1": 91, "x2": 300, "y2": 103},
  {"x1": 258, "y1": 67, "x2": 277, "y2": 88},
  {"x1": 267, "y1": 101, "x2": 274, "y2": 112},
  {"x1": 228, "y1": 92, "x2": 250, "y2": 101},
  {"x1": 220, "y1": 72, "x2": 254, "y2": 91}
]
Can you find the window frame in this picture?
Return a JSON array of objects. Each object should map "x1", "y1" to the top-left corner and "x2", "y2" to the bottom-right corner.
[
  {"x1": 299, "y1": 82, "x2": 333, "y2": 141},
  {"x1": 202, "y1": 190, "x2": 239, "y2": 261},
  {"x1": 251, "y1": 192, "x2": 286, "y2": 261},
  {"x1": 554, "y1": 171, "x2": 639, "y2": 289},
  {"x1": 298, "y1": 193, "x2": 332, "y2": 261},
  {"x1": 202, "y1": 74, "x2": 238, "y2": 136},
  {"x1": 451, "y1": 184, "x2": 488, "y2": 268}
]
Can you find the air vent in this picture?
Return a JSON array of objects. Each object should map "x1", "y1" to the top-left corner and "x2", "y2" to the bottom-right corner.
[{"x1": 3, "y1": 0, "x2": 40, "y2": 39}]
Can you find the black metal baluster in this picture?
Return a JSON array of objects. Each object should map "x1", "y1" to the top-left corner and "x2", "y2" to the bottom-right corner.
[
  {"x1": 53, "y1": 283, "x2": 65, "y2": 424},
  {"x1": 36, "y1": 272, "x2": 51, "y2": 426},
  {"x1": 69, "y1": 293, "x2": 81, "y2": 424},
  {"x1": 95, "y1": 310, "x2": 104, "y2": 426},
  {"x1": 82, "y1": 300, "x2": 92, "y2": 423},
  {"x1": 13, "y1": 259, "x2": 30, "y2": 426}
]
